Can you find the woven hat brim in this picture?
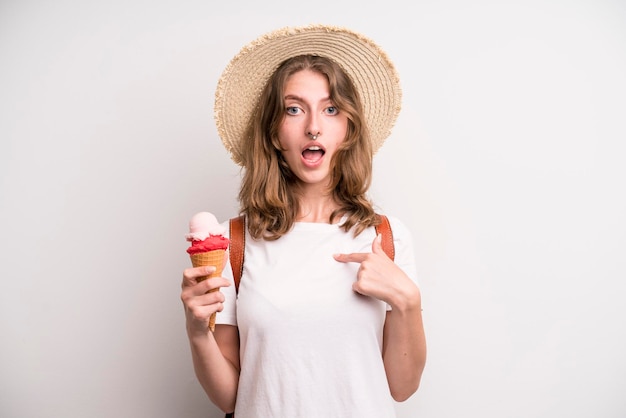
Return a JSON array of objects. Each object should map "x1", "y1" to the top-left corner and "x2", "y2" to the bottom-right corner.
[{"x1": 214, "y1": 24, "x2": 402, "y2": 166}]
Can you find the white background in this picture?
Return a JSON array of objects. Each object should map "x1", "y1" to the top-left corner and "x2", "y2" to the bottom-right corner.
[{"x1": 1, "y1": 1, "x2": 625, "y2": 417}]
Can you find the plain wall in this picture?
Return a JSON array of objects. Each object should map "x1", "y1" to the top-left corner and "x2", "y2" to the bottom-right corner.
[{"x1": 1, "y1": 0, "x2": 625, "y2": 417}]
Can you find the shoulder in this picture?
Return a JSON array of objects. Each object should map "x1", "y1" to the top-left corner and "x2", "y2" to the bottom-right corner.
[
  {"x1": 378, "y1": 213, "x2": 412, "y2": 243},
  {"x1": 220, "y1": 215, "x2": 246, "y2": 240},
  {"x1": 377, "y1": 212, "x2": 418, "y2": 281}
]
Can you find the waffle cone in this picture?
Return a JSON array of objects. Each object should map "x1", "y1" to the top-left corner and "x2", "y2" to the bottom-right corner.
[{"x1": 189, "y1": 249, "x2": 227, "y2": 332}]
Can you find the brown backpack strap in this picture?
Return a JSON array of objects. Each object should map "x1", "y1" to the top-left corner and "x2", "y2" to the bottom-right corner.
[
  {"x1": 375, "y1": 214, "x2": 395, "y2": 261},
  {"x1": 229, "y1": 215, "x2": 245, "y2": 293}
]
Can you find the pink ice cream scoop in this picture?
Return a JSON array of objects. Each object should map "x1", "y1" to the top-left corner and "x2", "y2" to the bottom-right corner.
[{"x1": 186, "y1": 212, "x2": 230, "y2": 254}]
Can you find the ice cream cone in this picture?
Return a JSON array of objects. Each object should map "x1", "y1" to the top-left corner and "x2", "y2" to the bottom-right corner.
[{"x1": 189, "y1": 249, "x2": 227, "y2": 332}]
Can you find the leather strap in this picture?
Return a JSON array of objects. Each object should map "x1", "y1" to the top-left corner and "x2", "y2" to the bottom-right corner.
[
  {"x1": 228, "y1": 214, "x2": 395, "y2": 294},
  {"x1": 228, "y1": 215, "x2": 245, "y2": 293},
  {"x1": 375, "y1": 214, "x2": 395, "y2": 261}
]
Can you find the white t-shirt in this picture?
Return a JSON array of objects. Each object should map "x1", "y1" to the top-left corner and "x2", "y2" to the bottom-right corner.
[{"x1": 216, "y1": 215, "x2": 418, "y2": 418}]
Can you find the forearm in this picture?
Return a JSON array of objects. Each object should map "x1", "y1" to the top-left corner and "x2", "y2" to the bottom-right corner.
[
  {"x1": 382, "y1": 290, "x2": 427, "y2": 401},
  {"x1": 187, "y1": 327, "x2": 239, "y2": 412}
]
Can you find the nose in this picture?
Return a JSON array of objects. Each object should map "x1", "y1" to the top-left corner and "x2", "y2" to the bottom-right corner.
[{"x1": 305, "y1": 113, "x2": 321, "y2": 140}]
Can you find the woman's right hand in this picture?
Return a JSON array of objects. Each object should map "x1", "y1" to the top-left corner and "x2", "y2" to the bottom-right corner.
[
  {"x1": 180, "y1": 266, "x2": 240, "y2": 412},
  {"x1": 180, "y1": 266, "x2": 231, "y2": 336}
]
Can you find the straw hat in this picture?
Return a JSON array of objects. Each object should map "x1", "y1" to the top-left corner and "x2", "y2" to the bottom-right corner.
[{"x1": 214, "y1": 24, "x2": 402, "y2": 166}]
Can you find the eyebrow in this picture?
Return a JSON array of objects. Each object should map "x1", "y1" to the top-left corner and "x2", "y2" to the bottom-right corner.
[{"x1": 284, "y1": 94, "x2": 332, "y2": 102}]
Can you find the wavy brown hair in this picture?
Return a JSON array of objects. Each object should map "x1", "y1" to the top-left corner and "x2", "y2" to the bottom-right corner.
[{"x1": 239, "y1": 55, "x2": 380, "y2": 240}]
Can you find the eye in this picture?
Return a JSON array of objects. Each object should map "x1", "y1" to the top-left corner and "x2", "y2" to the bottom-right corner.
[
  {"x1": 325, "y1": 106, "x2": 338, "y2": 115},
  {"x1": 286, "y1": 106, "x2": 301, "y2": 115}
]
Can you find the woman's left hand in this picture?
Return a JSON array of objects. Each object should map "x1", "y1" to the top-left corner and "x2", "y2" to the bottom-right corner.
[
  {"x1": 333, "y1": 234, "x2": 420, "y2": 310},
  {"x1": 335, "y1": 233, "x2": 426, "y2": 401}
]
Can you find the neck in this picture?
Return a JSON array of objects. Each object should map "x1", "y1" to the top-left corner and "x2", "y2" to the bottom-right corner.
[{"x1": 295, "y1": 185, "x2": 341, "y2": 223}]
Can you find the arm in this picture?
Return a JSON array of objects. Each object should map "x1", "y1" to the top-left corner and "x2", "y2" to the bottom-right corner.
[
  {"x1": 382, "y1": 280, "x2": 426, "y2": 401},
  {"x1": 333, "y1": 234, "x2": 427, "y2": 401},
  {"x1": 181, "y1": 266, "x2": 240, "y2": 412}
]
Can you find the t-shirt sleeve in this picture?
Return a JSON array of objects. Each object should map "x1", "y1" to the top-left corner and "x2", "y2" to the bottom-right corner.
[
  {"x1": 385, "y1": 215, "x2": 419, "y2": 310},
  {"x1": 387, "y1": 215, "x2": 418, "y2": 283}
]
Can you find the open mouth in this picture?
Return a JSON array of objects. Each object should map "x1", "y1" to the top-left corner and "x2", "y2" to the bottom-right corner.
[{"x1": 302, "y1": 145, "x2": 325, "y2": 163}]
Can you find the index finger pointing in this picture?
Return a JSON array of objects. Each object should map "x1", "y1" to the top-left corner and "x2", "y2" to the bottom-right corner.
[{"x1": 333, "y1": 252, "x2": 369, "y2": 263}]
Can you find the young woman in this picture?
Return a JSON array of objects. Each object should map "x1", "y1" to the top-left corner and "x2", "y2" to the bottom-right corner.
[{"x1": 181, "y1": 25, "x2": 426, "y2": 418}]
